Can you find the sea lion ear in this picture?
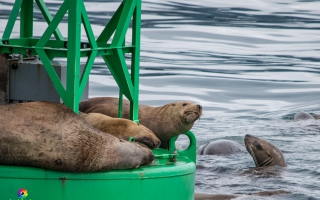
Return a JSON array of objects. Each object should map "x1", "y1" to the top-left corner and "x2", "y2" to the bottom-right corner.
[
  {"x1": 172, "y1": 104, "x2": 176, "y2": 106},
  {"x1": 182, "y1": 103, "x2": 187, "y2": 106}
]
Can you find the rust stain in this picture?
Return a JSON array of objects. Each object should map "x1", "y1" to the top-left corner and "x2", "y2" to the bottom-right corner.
[{"x1": 59, "y1": 177, "x2": 67, "y2": 187}]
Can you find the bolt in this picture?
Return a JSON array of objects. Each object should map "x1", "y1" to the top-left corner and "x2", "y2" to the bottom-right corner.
[{"x1": 11, "y1": 63, "x2": 18, "y2": 70}]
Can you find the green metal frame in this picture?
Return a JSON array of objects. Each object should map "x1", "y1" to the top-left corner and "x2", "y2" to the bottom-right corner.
[{"x1": 0, "y1": 0, "x2": 141, "y2": 122}]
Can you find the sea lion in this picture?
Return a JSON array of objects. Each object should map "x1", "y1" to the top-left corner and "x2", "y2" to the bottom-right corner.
[
  {"x1": 200, "y1": 140, "x2": 245, "y2": 155},
  {"x1": 293, "y1": 112, "x2": 315, "y2": 121},
  {"x1": 79, "y1": 112, "x2": 161, "y2": 149},
  {"x1": 0, "y1": 102, "x2": 154, "y2": 172},
  {"x1": 244, "y1": 134, "x2": 286, "y2": 167},
  {"x1": 79, "y1": 97, "x2": 202, "y2": 149}
]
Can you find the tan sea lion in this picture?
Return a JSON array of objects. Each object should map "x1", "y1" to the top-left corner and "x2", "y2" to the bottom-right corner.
[
  {"x1": 199, "y1": 140, "x2": 245, "y2": 156},
  {"x1": 294, "y1": 112, "x2": 315, "y2": 121},
  {"x1": 0, "y1": 102, "x2": 154, "y2": 172},
  {"x1": 79, "y1": 97, "x2": 202, "y2": 149},
  {"x1": 244, "y1": 134, "x2": 286, "y2": 167},
  {"x1": 79, "y1": 112, "x2": 161, "y2": 149}
]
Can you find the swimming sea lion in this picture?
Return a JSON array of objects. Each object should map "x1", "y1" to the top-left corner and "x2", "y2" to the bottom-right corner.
[
  {"x1": 0, "y1": 102, "x2": 154, "y2": 172},
  {"x1": 79, "y1": 112, "x2": 161, "y2": 149},
  {"x1": 244, "y1": 134, "x2": 286, "y2": 167},
  {"x1": 79, "y1": 97, "x2": 202, "y2": 149},
  {"x1": 293, "y1": 112, "x2": 315, "y2": 121},
  {"x1": 200, "y1": 140, "x2": 245, "y2": 155}
]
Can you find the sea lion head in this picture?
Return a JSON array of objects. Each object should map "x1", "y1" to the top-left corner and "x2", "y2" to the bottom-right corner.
[
  {"x1": 128, "y1": 124, "x2": 161, "y2": 149},
  {"x1": 244, "y1": 134, "x2": 286, "y2": 167},
  {"x1": 171, "y1": 101, "x2": 202, "y2": 124}
]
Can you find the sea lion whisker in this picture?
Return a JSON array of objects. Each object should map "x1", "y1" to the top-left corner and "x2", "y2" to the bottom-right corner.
[{"x1": 259, "y1": 157, "x2": 273, "y2": 167}]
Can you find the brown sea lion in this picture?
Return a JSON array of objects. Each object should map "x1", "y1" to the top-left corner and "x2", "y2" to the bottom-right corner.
[
  {"x1": 294, "y1": 112, "x2": 315, "y2": 121},
  {"x1": 244, "y1": 134, "x2": 286, "y2": 167},
  {"x1": 0, "y1": 102, "x2": 154, "y2": 172},
  {"x1": 79, "y1": 97, "x2": 202, "y2": 149},
  {"x1": 79, "y1": 112, "x2": 161, "y2": 149},
  {"x1": 200, "y1": 140, "x2": 245, "y2": 156}
]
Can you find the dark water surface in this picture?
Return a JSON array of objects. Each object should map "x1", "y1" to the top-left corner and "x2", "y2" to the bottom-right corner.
[{"x1": 1, "y1": 0, "x2": 320, "y2": 199}]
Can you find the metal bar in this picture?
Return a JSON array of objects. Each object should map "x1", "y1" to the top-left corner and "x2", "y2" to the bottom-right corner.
[
  {"x1": 80, "y1": 1, "x2": 97, "y2": 49},
  {"x1": 36, "y1": 0, "x2": 68, "y2": 48},
  {"x1": 130, "y1": 0, "x2": 141, "y2": 122},
  {"x1": 106, "y1": 49, "x2": 134, "y2": 101},
  {"x1": 20, "y1": 0, "x2": 33, "y2": 38},
  {"x1": 0, "y1": 45, "x2": 134, "y2": 59},
  {"x1": 35, "y1": 0, "x2": 64, "y2": 41},
  {"x1": 96, "y1": 2, "x2": 124, "y2": 43},
  {"x1": 79, "y1": 50, "x2": 97, "y2": 102},
  {"x1": 0, "y1": 46, "x2": 132, "y2": 59},
  {"x1": 2, "y1": 0, "x2": 23, "y2": 39},
  {"x1": 111, "y1": 0, "x2": 136, "y2": 47},
  {"x1": 35, "y1": 49, "x2": 66, "y2": 102},
  {"x1": 78, "y1": 1, "x2": 98, "y2": 103},
  {"x1": 65, "y1": 0, "x2": 81, "y2": 113},
  {"x1": 102, "y1": 55, "x2": 120, "y2": 85}
]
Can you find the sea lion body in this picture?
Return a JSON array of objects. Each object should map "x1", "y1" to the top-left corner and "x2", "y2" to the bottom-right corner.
[
  {"x1": 80, "y1": 97, "x2": 202, "y2": 148},
  {"x1": 0, "y1": 102, "x2": 154, "y2": 172},
  {"x1": 79, "y1": 112, "x2": 161, "y2": 149},
  {"x1": 294, "y1": 112, "x2": 315, "y2": 121},
  {"x1": 200, "y1": 140, "x2": 245, "y2": 155},
  {"x1": 244, "y1": 134, "x2": 286, "y2": 167}
]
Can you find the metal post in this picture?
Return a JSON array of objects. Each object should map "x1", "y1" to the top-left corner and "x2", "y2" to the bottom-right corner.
[
  {"x1": 65, "y1": 0, "x2": 81, "y2": 113},
  {"x1": 20, "y1": 0, "x2": 33, "y2": 38}
]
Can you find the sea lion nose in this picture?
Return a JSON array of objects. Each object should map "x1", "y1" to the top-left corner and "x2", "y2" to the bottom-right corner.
[{"x1": 198, "y1": 105, "x2": 202, "y2": 110}]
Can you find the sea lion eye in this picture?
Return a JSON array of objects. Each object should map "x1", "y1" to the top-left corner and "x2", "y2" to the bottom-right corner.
[
  {"x1": 256, "y1": 144, "x2": 262, "y2": 150},
  {"x1": 182, "y1": 103, "x2": 187, "y2": 106}
]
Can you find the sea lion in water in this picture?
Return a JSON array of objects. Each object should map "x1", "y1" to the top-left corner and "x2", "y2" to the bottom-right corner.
[
  {"x1": 79, "y1": 97, "x2": 202, "y2": 149},
  {"x1": 294, "y1": 112, "x2": 315, "y2": 121},
  {"x1": 0, "y1": 102, "x2": 154, "y2": 172},
  {"x1": 79, "y1": 112, "x2": 161, "y2": 149},
  {"x1": 200, "y1": 140, "x2": 245, "y2": 155},
  {"x1": 244, "y1": 134, "x2": 286, "y2": 167}
]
